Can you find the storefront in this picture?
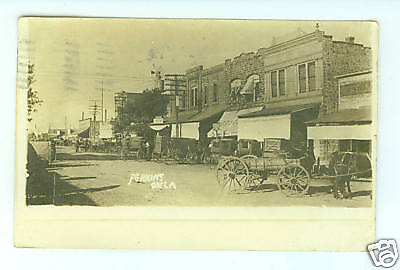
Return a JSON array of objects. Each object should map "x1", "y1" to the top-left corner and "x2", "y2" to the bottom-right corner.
[
  {"x1": 237, "y1": 104, "x2": 320, "y2": 154},
  {"x1": 171, "y1": 122, "x2": 200, "y2": 140},
  {"x1": 152, "y1": 104, "x2": 228, "y2": 142},
  {"x1": 306, "y1": 107, "x2": 372, "y2": 166},
  {"x1": 207, "y1": 106, "x2": 263, "y2": 138}
]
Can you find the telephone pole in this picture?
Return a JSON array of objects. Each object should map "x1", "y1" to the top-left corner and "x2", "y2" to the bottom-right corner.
[
  {"x1": 101, "y1": 81, "x2": 104, "y2": 122},
  {"x1": 164, "y1": 74, "x2": 186, "y2": 138},
  {"x1": 89, "y1": 100, "x2": 101, "y2": 142}
]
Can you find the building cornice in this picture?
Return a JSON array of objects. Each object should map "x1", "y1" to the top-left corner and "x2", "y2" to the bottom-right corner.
[{"x1": 257, "y1": 31, "x2": 324, "y2": 56}]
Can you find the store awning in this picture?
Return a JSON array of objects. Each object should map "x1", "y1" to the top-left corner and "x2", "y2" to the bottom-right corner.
[
  {"x1": 188, "y1": 104, "x2": 229, "y2": 122},
  {"x1": 150, "y1": 124, "x2": 169, "y2": 131},
  {"x1": 207, "y1": 106, "x2": 263, "y2": 138},
  {"x1": 237, "y1": 103, "x2": 320, "y2": 141},
  {"x1": 306, "y1": 107, "x2": 372, "y2": 140},
  {"x1": 165, "y1": 104, "x2": 229, "y2": 140},
  {"x1": 77, "y1": 127, "x2": 90, "y2": 138},
  {"x1": 306, "y1": 107, "x2": 371, "y2": 126},
  {"x1": 308, "y1": 124, "x2": 372, "y2": 140},
  {"x1": 171, "y1": 122, "x2": 200, "y2": 139},
  {"x1": 238, "y1": 114, "x2": 291, "y2": 140},
  {"x1": 239, "y1": 103, "x2": 320, "y2": 118},
  {"x1": 165, "y1": 104, "x2": 229, "y2": 124}
]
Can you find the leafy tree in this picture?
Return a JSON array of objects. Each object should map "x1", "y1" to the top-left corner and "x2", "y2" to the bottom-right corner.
[
  {"x1": 115, "y1": 90, "x2": 169, "y2": 133},
  {"x1": 26, "y1": 63, "x2": 42, "y2": 122}
]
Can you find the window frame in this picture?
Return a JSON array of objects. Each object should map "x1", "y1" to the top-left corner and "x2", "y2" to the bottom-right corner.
[
  {"x1": 297, "y1": 60, "x2": 316, "y2": 94},
  {"x1": 270, "y1": 68, "x2": 286, "y2": 98},
  {"x1": 192, "y1": 87, "x2": 198, "y2": 108}
]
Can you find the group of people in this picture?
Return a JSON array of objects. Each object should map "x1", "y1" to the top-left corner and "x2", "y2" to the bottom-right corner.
[{"x1": 74, "y1": 139, "x2": 91, "y2": 153}]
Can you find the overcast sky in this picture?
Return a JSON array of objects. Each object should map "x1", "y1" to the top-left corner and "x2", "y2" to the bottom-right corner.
[{"x1": 18, "y1": 18, "x2": 376, "y2": 133}]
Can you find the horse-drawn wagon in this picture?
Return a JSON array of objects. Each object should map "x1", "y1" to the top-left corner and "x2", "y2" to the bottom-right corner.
[
  {"x1": 216, "y1": 151, "x2": 313, "y2": 196},
  {"x1": 216, "y1": 144, "x2": 372, "y2": 198}
]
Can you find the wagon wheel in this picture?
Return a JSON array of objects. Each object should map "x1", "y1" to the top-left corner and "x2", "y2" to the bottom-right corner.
[
  {"x1": 217, "y1": 157, "x2": 249, "y2": 193},
  {"x1": 241, "y1": 155, "x2": 264, "y2": 190},
  {"x1": 241, "y1": 155, "x2": 258, "y2": 169},
  {"x1": 277, "y1": 164, "x2": 310, "y2": 196}
]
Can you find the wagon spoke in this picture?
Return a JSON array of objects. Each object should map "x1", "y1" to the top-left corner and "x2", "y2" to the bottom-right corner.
[
  {"x1": 281, "y1": 182, "x2": 290, "y2": 190},
  {"x1": 296, "y1": 183, "x2": 305, "y2": 191},
  {"x1": 292, "y1": 167, "x2": 298, "y2": 178},
  {"x1": 297, "y1": 176, "x2": 308, "y2": 185}
]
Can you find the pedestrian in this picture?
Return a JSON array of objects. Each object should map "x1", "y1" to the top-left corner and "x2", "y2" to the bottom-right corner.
[
  {"x1": 49, "y1": 139, "x2": 56, "y2": 162},
  {"x1": 145, "y1": 141, "x2": 151, "y2": 160},
  {"x1": 75, "y1": 139, "x2": 80, "y2": 153},
  {"x1": 121, "y1": 136, "x2": 128, "y2": 160}
]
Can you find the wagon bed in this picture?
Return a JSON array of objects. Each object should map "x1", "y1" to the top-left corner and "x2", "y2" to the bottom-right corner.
[
  {"x1": 216, "y1": 151, "x2": 372, "y2": 198},
  {"x1": 216, "y1": 153, "x2": 311, "y2": 196}
]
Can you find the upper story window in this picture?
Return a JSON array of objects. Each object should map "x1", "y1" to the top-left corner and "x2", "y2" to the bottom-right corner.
[
  {"x1": 191, "y1": 87, "x2": 198, "y2": 108},
  {"x1": 270, "y1": 69, "x2": 286, "y2": 98},
  {"x1": 213, "y1": 82, "x2": 218, "y2": 102},
  {"x1": 298, "y1": 61, "x2": 316, "y2": 93},
  {"x1": 230, "y1": 79, "x2": 241, "y2": 104},
  {"x1": 239, "y1": 74, "x2": 261, "y2": 102}
]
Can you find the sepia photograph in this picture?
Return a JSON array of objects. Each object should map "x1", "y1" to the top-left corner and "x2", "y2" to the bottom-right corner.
[
  {"x1": 14, "y1": 17, "x2": 378, "y2": 250},
  {"x1": 20, "y1": 18, "x2": 376, "y2": 207}
]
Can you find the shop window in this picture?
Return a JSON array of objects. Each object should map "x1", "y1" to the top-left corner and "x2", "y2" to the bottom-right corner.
[
  {"x1": 240, "y1": 140, "x2": 249, "y2": 148},
  {"x1": 353, "y1": 140, "x2": 371, "y2": 153},
  {"x1": 339, "y1": 140, "x2": 352, "y2": 152}
]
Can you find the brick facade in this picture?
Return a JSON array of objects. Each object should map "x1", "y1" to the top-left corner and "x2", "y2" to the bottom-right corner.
[
  {"x1": 322, "y1": 36, "x2": 372, "y2": 114},
  {"x1": 224, "y1": 52, "x2": 265, "y2": 107},
  {"x1": 177, "y1": 29, "x2": 372, "y2": 121},
  {"x1": 201, "y1": 64, "x2": 225, "y2": 108}
]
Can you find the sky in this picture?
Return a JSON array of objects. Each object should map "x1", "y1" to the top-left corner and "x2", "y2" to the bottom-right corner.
[{"x1": 17, "y1": 18, "x2": 376, "y2": 133}]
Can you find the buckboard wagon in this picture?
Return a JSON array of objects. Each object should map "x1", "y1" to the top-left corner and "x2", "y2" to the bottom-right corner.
[
  {"x1": 216, "y1": 151, "x2": 372, "y2": 197},
  {"x1": 127, "y1": 136, "x2": 145, "y2": 159}
]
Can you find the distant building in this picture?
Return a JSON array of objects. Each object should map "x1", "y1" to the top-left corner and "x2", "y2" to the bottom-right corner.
[{"x1": 114, "y1": 91, "x2": 142, "y2": 121}]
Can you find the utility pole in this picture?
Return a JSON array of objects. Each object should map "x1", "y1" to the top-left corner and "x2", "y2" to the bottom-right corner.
[
  {"x1": 101, "y1": 81, "x2": 104, "y2": 122},
  {"x1": 164, "y1": 74, "x2": 186, "y2": 138},
  {"x1": 89, "y1": 100, "x2": 101, "y2": 142}
]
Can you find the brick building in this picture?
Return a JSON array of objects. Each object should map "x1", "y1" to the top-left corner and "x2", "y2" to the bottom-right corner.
[
  {"x1": 236, "y1": 29, "x2": 372, "y2": 156},
  {"x1": 224, "y1": 52, "x2": 265, "y2": 107},
  {"x1": 307, "y1": 70, "x2": 373, "y2": 166},
  {"x1": 153, "y1": 27, "x2": 373, "y2": 158}
]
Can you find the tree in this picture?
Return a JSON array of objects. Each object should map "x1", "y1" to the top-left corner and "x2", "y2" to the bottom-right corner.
[
  {"x1": 116, "y1": 90, "x2": 169, "y2": 133},
  {"x1": 26, "y1": 63, "x2": 42, "y2": 122}
]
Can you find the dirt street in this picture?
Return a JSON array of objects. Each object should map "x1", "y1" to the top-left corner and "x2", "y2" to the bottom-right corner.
[{"x1": 48, "y1": 146, "x2": 373, "y2": 207}]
